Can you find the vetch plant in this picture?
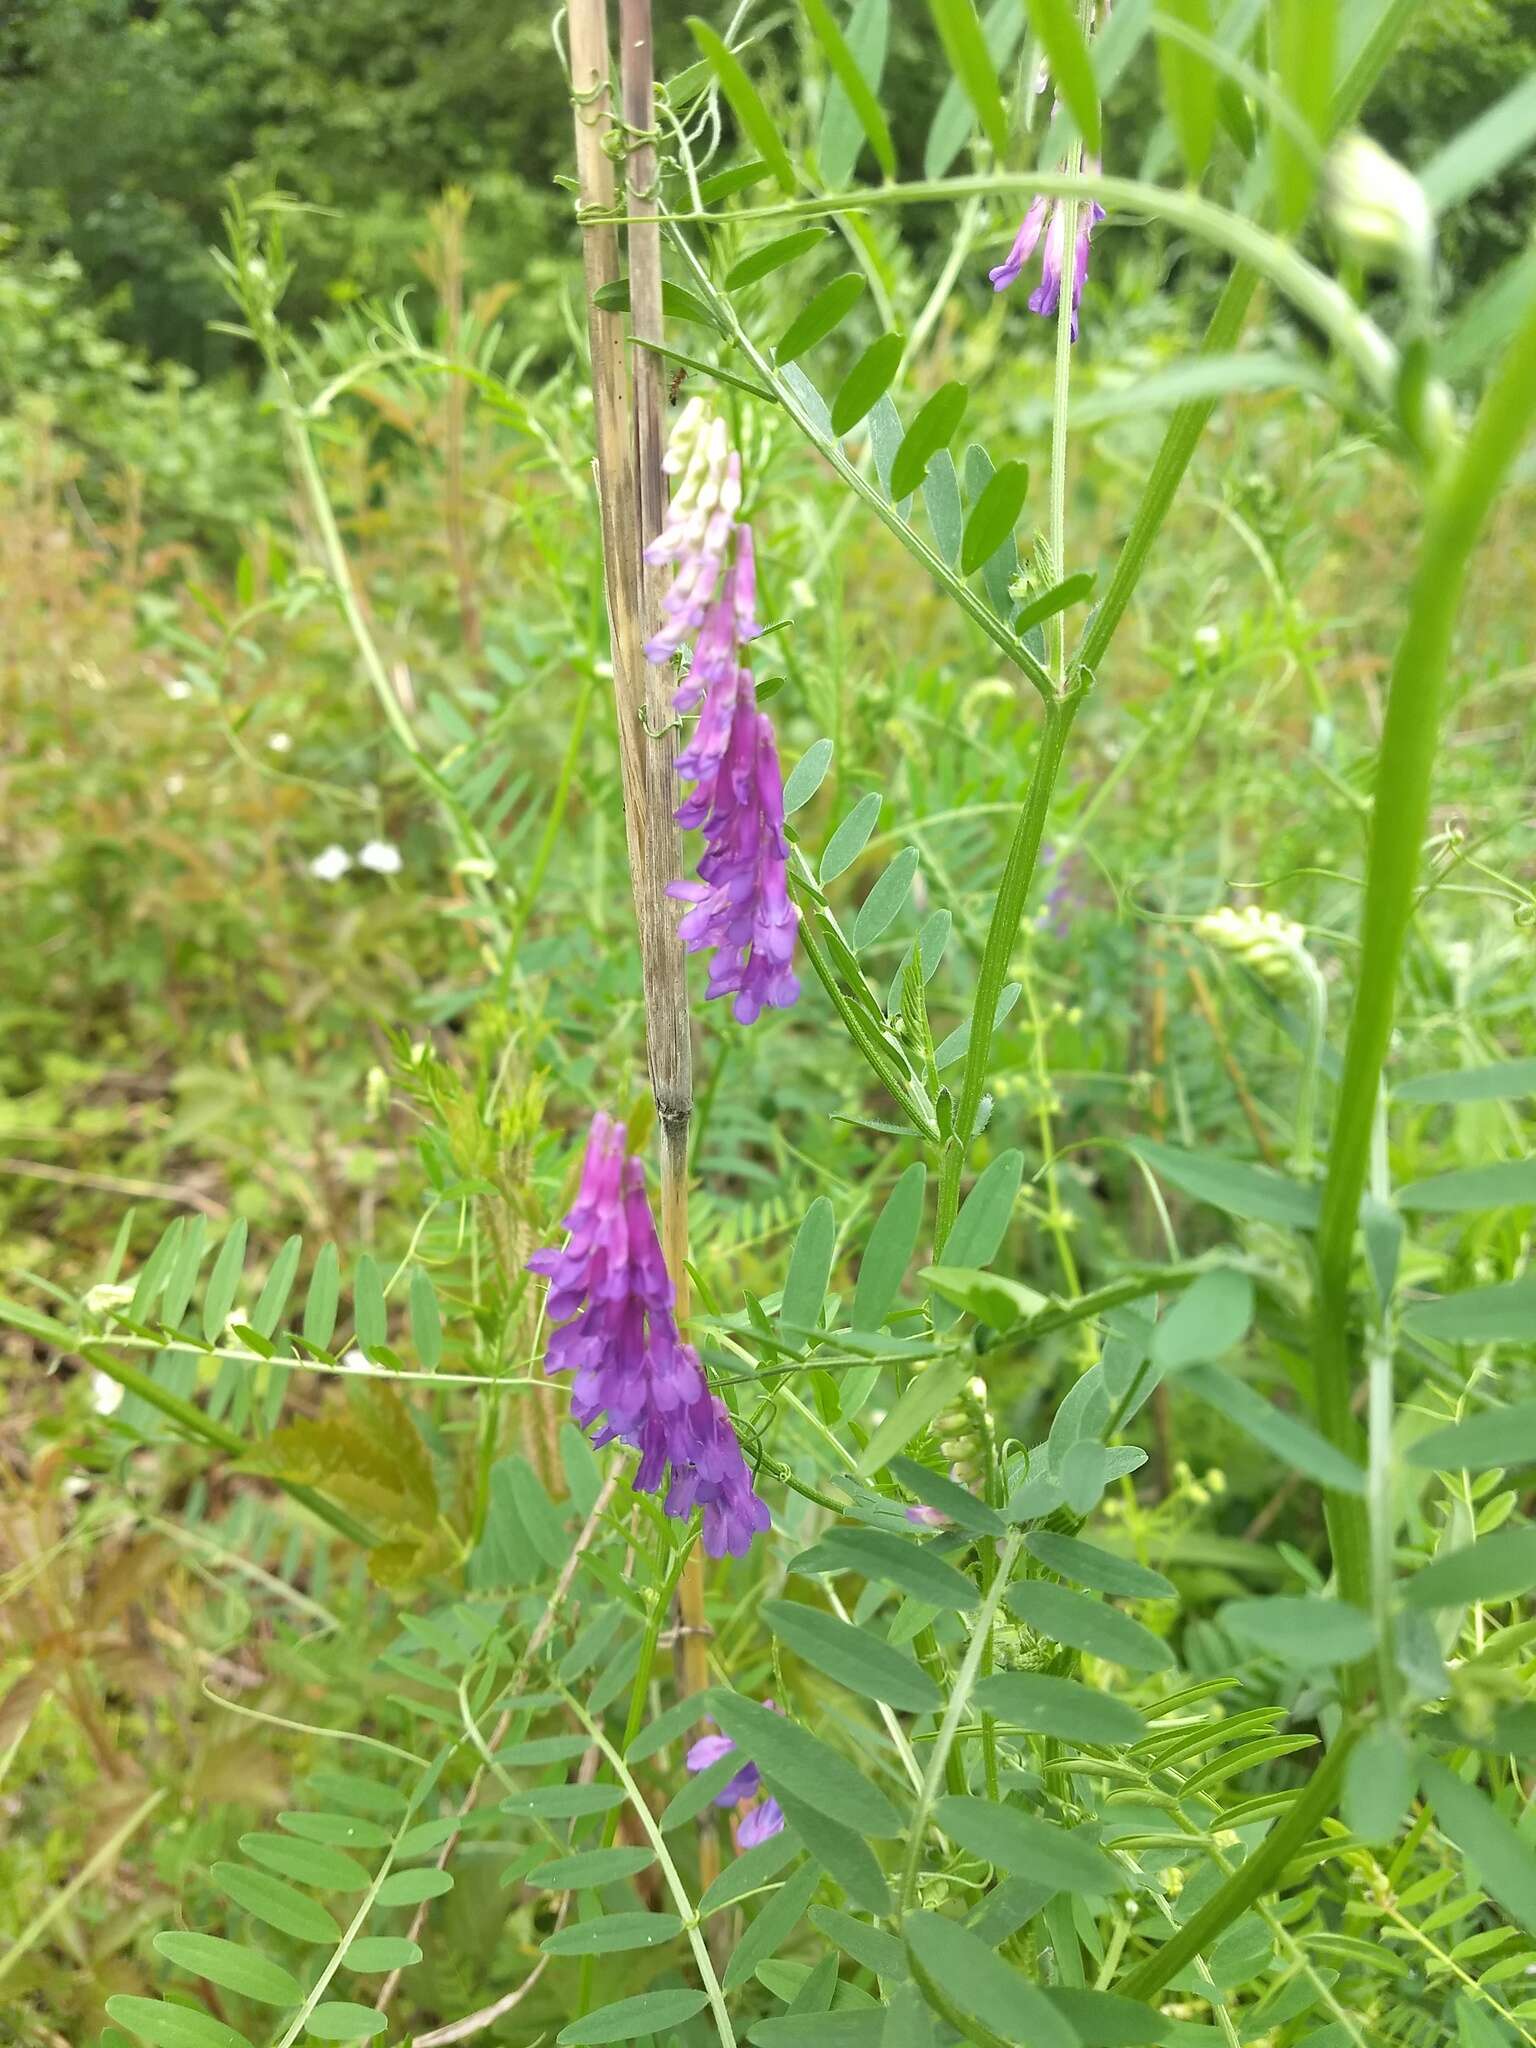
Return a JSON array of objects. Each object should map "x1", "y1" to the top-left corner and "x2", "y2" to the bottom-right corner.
[{"x1": 9, "y1": 2, "x2": 1536, "y2": 2046}]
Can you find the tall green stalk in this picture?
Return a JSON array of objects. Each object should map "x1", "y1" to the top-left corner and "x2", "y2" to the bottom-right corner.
[{"x1": 1312, "y1": 295, "x2": 1536, "y2": 1647}]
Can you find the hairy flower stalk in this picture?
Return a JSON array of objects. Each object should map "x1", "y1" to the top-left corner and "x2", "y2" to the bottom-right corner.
[
  {"x1": 529, "y1": 1112, "x2": 770, "y2": 1558},
  {"x1": 645, "y1": 399, "x2": 800, "y2": 1024}
]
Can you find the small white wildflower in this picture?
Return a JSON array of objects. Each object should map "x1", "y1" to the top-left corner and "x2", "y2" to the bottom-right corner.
[
  {"x1": 84, "y1": 1282, "x2": 134, "y2": 1317},
  {"x1": 1194, "y1": 623, "x2": 1222, "y2": 653},
  {"x1": 357, "y1": 839, "x2": 403, "y2": 875},
  {"x1": 1326, "y1": 133, "x2": 1433, "y2": 280},
  {"x1": 310, "y1": 845, "x2": 352, "y2": 882},
  {"x1": 163, "y1": 678, "x2": 193, "y2": 701},
  {"x1": 268, "y1": 731, "x2": 293, "y2": 754},
  {"x1": 341, "y1": 1349, "x2": 371, "y2": 1374},
  {"x1": 92, "y1": 1371, "x2": 124, "y2": 1416},
  {"x1": 164, "y1": 773, "x2": 185, "y2": 797}
]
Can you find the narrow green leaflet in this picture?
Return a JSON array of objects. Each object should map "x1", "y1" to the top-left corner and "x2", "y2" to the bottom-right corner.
[
  {"x1": 1024, "y1": 0, "x2": 1101, "y2": 152},
  {"x1": 1395, "y1": 1057, "x2": 1536, "y2": 1104},
  {"x1": 688, "y1": 18, "x2": 796, "y2": 193},
  {"x1": 855, "y1": 1358, "x2": 970, "y2": 1477},
  {"x1": 776, "y1": 274, "x2": 867, "y2": 365},
  {"x1": 1025, "y1": 1532, "x2": 1174, "y2": 1601},
  {"x1": 801, "y1": 0, "x2": 896, "y2": 177},
  {"x1": 822, "y1": 791, "x2": 884, "y2": 884},
  {"x1": 774, "y1": 1783, "x2": 891, "y2": 1916},
  {"x1": 1421, "y1": 71, "x2": 1536, "y2": 213},
  {"x1": 1007, "y1": 1582, "x2": 1174, "y2": 1673},
  {"x1": 891, "y1": 1454, "x2": 1006, "y2": 1536},
  {"x1": 925, "y1": 0, "x2": 1010, "y2": 158},
  {"x1": 558, "y1": 1990, "x2": 711, "y2": 2045},
  {"x1": 1396, "y1": 1158, "x2": 1536, "y2": 1212},
  {"x1": 128, "y1": 1218, "x2": 183, "y2": 1324},
  {"x1": 103, "y1": 2001, "x2": 248, "y2": 2048},
  {"x1": 810, "y1": 1903, "x2": 906, "y2": 1977},
  {"x1": 352, "y1": 1251, "x2": 387, "y2": 1351},
  {"x1": 723, "y1": 1861, "x2": 823, "y2": 1990},
  {"x1": 375, "y1": 1866, "x2": 452, "y2": 1904},
  {"x1": 210, "y1": 1861, "x2": 339, "y2": 1943},
  {"x1": 794, "y1": 1524, "x2": 980, "y2": 1609},
  {"x1": 926, "y1": 0, "x2": 1023, "y2": 177},
  {"x1": 935, "y1": 1795, "x2": 1124, "y2": 1893},
  {"x1": 1403, "y1": 1527, "x2": 1536, "y2": 1609},
  {"x1": 749, "y1": 2016, "x2": 885, "y2": 2046},
  {"x1": 503, "y1": 1783, "x2": 626, "y2": 1821},
  {"x1": 409, "y1": 1267, "x2": 441, "y2": 1369},
  {"x1": 162, "y1": 1214, "x2": 207, "y2": 1329},
  {"x1": 1272, "y1": 0, "x2": 1331, "y2": 227},
  {"x1": 1155, "y1": 0, "x2": 1216, "y2": 179},
  {"x1": 1422, "y1": 1759, "x2": 1536, "y2": 1936},
  {"x1": 1132, "y1": 1138, "x2": 1320, "y2": 1228},
  {"x1": 820, "y1": 0, "x2": 891, "y2": 185},
  {"x1": 1181, "y1": 1362, "x2": 1367, "y2": 1495},
  {"x1": 963, "y1": 440, "x2": 1020, "y2": 618},
  {"x1": 726, "y1": 229, "x2": 829, "y2": 292},
  {"x1": 342, "y1": 1936, "x2": 421, "y2": 1970},
  {"x1": 1220, "y1": 1596, "x2": 1374, "y2": 1669},
  {"x1": 253, "y1": 1233, "x2": 302, "y2": 1337},
  {"x1": 710, "y1": 1692, "x2": 904, "y2": 1836},
  {"x1": 905, "y1": 1910, "x2": 1080, "y2": 2047},
  {"x1": 238, "y1": 1831, "x2": 369, "y2": 1891},
  {"x1": 1403, "y1": 1277, "x2": 1536, "y2": 1348},
  {"x1": 152, "y1": 1933, "x2": 301, "y2": 2007},
  {"x1": 973, "y1": 1672, "x2": 1145, "y2": 1746},
  {"x1": 922, "y1": 448, "x2": 965, "y2": 568},
  {"x1": 1407, "y1": 1398, "x2": 1536, "y2": 1472},
  {"x1": 890, "y1": 382, "x2": 968, "y2": 502},
  {"x1": 201, "y1": 1220, "x2": 247, "y2": 1344},
  {"x1": 699, "y1": 1832, "x2": 801, "y2": 1915},
  {"x1": 943, "y1": 1150, "x2": 1024, "y2": 1270},
  {"x1": 1013, "y1": 571, "x2": 1096, "y2": 636},
  {"x1": 784, "y1": 737, "x2": 835, "y2": 813},
  {"x1": 304, "y1": 1240, "x2": 340, "y2": 1349},
  {"x1": 1149, "y1": 1266, "x2": 1253, "y2": 1369},
  {"x1": 1343, "y1": 1723, "x2": 1416, "y2": 1845},
  {"x1": 853, "y1": 847, "x2": 919, "y2": 948},
  {"x1": 541, "y1": 1912, "x2": 684, "y2": 1956},
  {"x1": 1044, "y1": 1989, "x2": 1165, "y2": 2044},
  {"x1": 591, "y1": 278, "x2": 718, "y2": 328},
  {"x1": 831, "y1": 332, "x2": 905, "y2": 435},
  {"x1": 781, "y1": 1196, "x2": 837, "y2": 1342},
  {"x1": 763, "y1": 1597, "x2": 941, "y2": 1711},
  {"x1": 961, "y1": 460, "x2": 1029, "y2": 576},
  {"x1": 528, "y1": 1846, "x2": 655, "y2": 1889},
  {"x1": 307, "y1": 2009, "x2": 387, "y2": 2043}
]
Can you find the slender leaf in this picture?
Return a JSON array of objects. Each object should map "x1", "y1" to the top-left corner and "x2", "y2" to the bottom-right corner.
[
  {"x1": 831, "y1": 331, "x2": 905, "y2": 435},
  {"x1": 710, "y1": 1693, "x2": 904, "y2": 1836},
  {"x1": 905, "y1": 1910, "x2": 1079, "y2": 2046},
  {"x1": 1220, "y1": 1596, "x2": 1374, "y2": 1668},
  {"x1": 925, "y1": 0, "x2": 1010, "y2": 157},
  {"x1": 1403, "y1": 1527, "x2": 1536, "y2": 1610},
  {"x1": 784, "y1": 737, "x2": 835, "y2": 813},
  {"x1": 1024, "y1": 0, "x2": 1101, "y2": 152},
  {"x1": 1007, "y1": 1582, "x2": 1174, "y2": 1672},
  {"x1": 972, "y1": 1672, "x2": 1145, "y2": 1746},
  {"x1": 776, "y1": 273, "x2": 867, "y2": 364},
  {"x1": 1397, "y1": 1158, "x2": 1536, "y2": 1213},
  {"x1": 1182, "y1": 1362, "x2": 1367, "y2": 1495},
  {"x1": 558, "y1": 1990, "x2": 711, "y2": 2045},
  {"x1": 891, "y1": 382, "x2": 968, "y2": 501},
  {"x1": 304, "y1": 1241, "x2": 340, "y2": 1350},
  {"x1": 961, "y1": 460, "x2": 1029, "y2": 576},
  {"x1": 103, "y1": 2001, "x2": 248, "y2": 2048},
  {"x1": 726, "y1": 229, "x2": 830, "y2": 292},
  {"x1": 853, "y1": 847, "x2": 919, "y2": 947},
  {"x1": 764, "y1": 1597, "x2": 941, "y2": 1710},
  {"x1": 688, "y1": 18, "x2": 796, "y2": 193},
  {"x1": 202, "y1": 1221, "x2": 247, "y2": 1344},
  {"x1": 802, "y1": 0, "x2": 896, "y2": 176},
  {"x1": 210, "y1": 1861, "x2": 339, "y2": 1943},
  {"x1": 781, "y1": 1197, "x2": 837, "y2": 1342},
  {"x1": 152, "y1": 1934, "x2": 301, "y2": 2008},
  {"x1": 820, "y1": 0, "x2": 891, "y2": 185},
  {"x1": 1422, "y1": 1759, "x2": 1536, "y2": 1936},
  {"x1": 794, "y1": 1525, "x2": 979, "y2": 1609},
  {"x1": 852, "y1": 1163, "x2": 928, "y2": 1330},
  {"x1": 1155, "y1": 0, "x2": 1216, "y2": 179}
]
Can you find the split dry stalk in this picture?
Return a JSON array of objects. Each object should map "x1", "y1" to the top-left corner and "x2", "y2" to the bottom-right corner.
[{"x1": 568, "y1": 0, "x2": 713, "y2": 1882}]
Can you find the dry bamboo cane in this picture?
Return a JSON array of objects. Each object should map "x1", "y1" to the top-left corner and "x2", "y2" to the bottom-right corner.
[{"x1": 568, "y1": 0, "x2": 715, "y2": 1882}]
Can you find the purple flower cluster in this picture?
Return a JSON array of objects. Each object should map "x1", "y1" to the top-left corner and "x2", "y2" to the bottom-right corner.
[
  {"x1": 989, "y1": 175, "x2": 1107, "y2": 340},
  {"x1": 645, "y1": 401, "x2": 800, "y2": 1025},
  {"x1": 686, "y1": 1712, "x2": 785, "y2": 1849},
  {"x1": 527, "y1": 1112, "x2": 770, "y2": 1558}
]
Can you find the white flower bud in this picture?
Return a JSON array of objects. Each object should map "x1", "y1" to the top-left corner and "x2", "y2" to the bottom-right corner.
[{"x1": 1325, "y1": 134, "x2": 1433, "y2": 279}]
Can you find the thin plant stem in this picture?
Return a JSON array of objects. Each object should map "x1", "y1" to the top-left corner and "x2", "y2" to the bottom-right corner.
[
  {"x1": 898, "y1": 1531, "x2": 1023, "y2": 1916},
  {"x1": 1311, "y1": 290, "x2": 1536, "y2": 1670},
  {"x1": 937, "y1": 691, "x2": 1077, "y2": 1250}
]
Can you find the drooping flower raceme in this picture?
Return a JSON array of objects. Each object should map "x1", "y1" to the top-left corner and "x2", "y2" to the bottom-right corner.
[
  {"x1": 645, "y1": 401, "x2": 800, "y2": 1025},
  {"x1": 527, "y1": 1112, "x2": 770, "y2": 1558},
  {"x1": 989, "y1": 170, "x2": 1107, "y2": 340},
  {"x1": 685, "y1": 1711, "x2": 785, "y2": 1849}
]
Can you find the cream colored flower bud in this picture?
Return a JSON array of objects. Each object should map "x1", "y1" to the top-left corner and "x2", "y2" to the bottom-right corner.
[{"x1": 1325, "y1": 133, "x2": 1433, "y2": 279}]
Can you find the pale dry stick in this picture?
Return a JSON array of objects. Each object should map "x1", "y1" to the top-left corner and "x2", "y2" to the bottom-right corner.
[
  {"x1": 571, "y1": 0, "x2": 716, "y2": 1889},
  {"x1": 373, "y1": 1469, "x2": 620, "y2": 2016}
]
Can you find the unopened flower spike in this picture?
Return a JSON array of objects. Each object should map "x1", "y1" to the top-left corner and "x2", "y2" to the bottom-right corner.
[
  {"x1": 645, "y1": 403, "x2": 800, "y2": 1025},
  {"x1": 527, "y1": 1111, "x2": 770, "y2": 1558}
]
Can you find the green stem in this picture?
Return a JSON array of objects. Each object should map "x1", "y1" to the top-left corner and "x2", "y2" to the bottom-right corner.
[
  {"x1": 938, "y1": 694, "x2": 1077, "y2": 1249},
  {"x1": 1311, "y1": 294, "x2": 1536, "y2": 1669},
  {"x1": 898, "y1": 1531, "x2": 1023, "y2": 1916},
  {"x1": 1118, "y1": 1721, "x2": 1360, "y2": 2002},
  {"x1": 1049, "y1": 136, "x2": 1081, "y2": 689}
]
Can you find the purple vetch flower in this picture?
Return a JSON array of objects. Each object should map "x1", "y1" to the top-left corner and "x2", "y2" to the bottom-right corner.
[
  {"x1": 738, "y1": 1796, "x2": 786, "y2": 1847},
  {"x1": 989, "y1": 172, "x2": 1107, "y2": 340},
  {"x1": 645, "y1": 406, "x2": 799, "y2": 1024},
  {"x1": 905, "y1": 1503, "x2": 951, "y2": 1530},
  {"x1": 685, "y1": 1709, "x2": 786, "y2": 1848},
  {"x1": 527, "y1": 1112, "x2": 769, "y2": 1557}
]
